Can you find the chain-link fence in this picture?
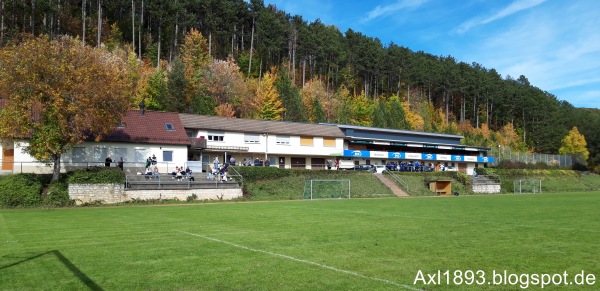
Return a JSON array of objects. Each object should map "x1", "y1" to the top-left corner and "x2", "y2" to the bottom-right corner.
[{"x1": 490, "y1": 147, "x2": 573, "y2": 168}]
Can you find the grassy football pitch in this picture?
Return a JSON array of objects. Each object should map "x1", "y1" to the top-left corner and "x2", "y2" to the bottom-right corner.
[{"x1": 1, "y1": 192, "x2": 598, "y2": 290}]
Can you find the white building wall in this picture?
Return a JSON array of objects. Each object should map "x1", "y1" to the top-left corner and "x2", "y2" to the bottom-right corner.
[
  {"x1": 62, "y1": 141, "x2": 188, "y2": 173},
  {"x1": 196, "y1": 131, "x2": 344, "y2": 157},
  {"x1": 5, "y1": 140, "x2": 188, "y2": 174}
]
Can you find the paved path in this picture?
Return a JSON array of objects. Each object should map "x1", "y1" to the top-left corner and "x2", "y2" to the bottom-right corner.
[{"x1": 375, "y1": 174, "x2": 409, "y2": 197}]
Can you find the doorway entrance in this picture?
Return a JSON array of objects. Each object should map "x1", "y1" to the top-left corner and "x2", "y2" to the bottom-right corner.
[{"x1": 2, "y1": 149, "x2": 14, "y2": 171}]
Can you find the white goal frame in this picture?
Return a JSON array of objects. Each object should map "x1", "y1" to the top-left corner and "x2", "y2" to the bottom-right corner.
[
  {"x1": 513, "y1": 179, "x2": 542, "y2": 194},
  {"x1": 306, "y1": 179, "x2": 351, "y2": 200}
]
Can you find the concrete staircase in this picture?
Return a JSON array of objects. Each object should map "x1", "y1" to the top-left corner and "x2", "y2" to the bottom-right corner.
[{"x1": 374, "y1": 174, "x2": 409, "y2": 197}]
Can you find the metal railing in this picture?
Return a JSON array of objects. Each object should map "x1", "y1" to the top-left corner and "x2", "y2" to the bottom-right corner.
[
  {"x1": 228, "y1": 166, "x2": 244, "y2": 188},
  {"x1": 125, "y1": 172, "x2": 240, "y2": 190},
  {"x1": 491, "y1": 148, "x2": 573, "y2": 167},
  {"x1": 385, "y1": 171, "x2": 409, "y2": 193},
  {"x1": 471, "y1": 175, "x2": 501, "y2": 185}
]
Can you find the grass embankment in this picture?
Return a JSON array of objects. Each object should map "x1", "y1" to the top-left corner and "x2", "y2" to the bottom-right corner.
[
  {"x1": 386, "y1": 169, "x2": 600, "y2": 196},
  {"x1": 234, "y1": 166, "x2": 510, "y2": 199},
  {"x1": 387, "y1": 172, "x2": 472, "y2": 196},
  {"x1": 234, "y1": 166, "x2": 395, "y2": 200},
  {"x1": 481, "y1": 169, "x2": 600, "y2": 193},
  {"x1": 235, "y1": 167, "x2": 600, "y2": 199},
  {"x1": 1, "y1": 192, "x2": 598, "y2": 290}
]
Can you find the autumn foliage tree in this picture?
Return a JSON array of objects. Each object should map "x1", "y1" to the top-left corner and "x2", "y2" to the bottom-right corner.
[
  {"x1": 180, "y1": 29, "x2": 210, "y2": 107},
  {"x1": 202, "y1": 59, "x2": 250, "y2": 116},
  {"x1": 0, "y1": 35, "x2": 133, "y2": 181},
  {"x1": 252, "y1": 70, "x2": 284, "y2": 120},
  {"x1": 559, "y1": 127, "x2": 589, "y2": 163}
]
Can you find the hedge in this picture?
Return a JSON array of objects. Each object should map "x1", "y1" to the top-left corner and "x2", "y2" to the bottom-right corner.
[{"x1": 0, "y1": 174, "x2": 44, "y2": 207}]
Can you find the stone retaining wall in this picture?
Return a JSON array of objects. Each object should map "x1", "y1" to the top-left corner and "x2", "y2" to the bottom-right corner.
[
  {"x1": 472, "y1": 184, "x2": 501, "y2": 194},
  {"x1": 69, "y1": 184, "x2": 243, "y2": 205}
]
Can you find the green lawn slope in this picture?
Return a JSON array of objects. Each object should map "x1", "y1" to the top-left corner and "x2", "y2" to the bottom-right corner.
[{"x1": 234, "y1": 167, "x2": 600, "y2": 199}]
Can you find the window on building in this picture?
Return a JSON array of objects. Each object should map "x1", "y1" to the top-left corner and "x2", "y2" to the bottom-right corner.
[
  {"x1": 71, "y1": 147, "x2": 87, "y2": 162},
  {"x1": 300, "y1": 136, "x2": 313, "y2": 146},
  {"x1": 323, "y1": 137, "x2": 336, "y2": 147},
  {"x1": 186, "y1": 130, "x2": 196, "y2": 138},
  {"x1": 163, "y1": 150, "x2": 173, "y2": 162},
  {"x1": 134, "y1": 149, "x2": 149, "y2": 162},
  {"x1": 244, "y1": 133, "x2": 260, "y2": 144},
  {"x1": 208, "y1": 132, "x2": 225, "y2": 142},
  {"x1": 115, "y1": 148, "x2": 127, "y2": 162},
  {"x1": 276, "y1": 135, "x2": 290, "y2": 145},
  {"x1": 93, "y1": 147, "x2": 108, "y2": 162},
  {"x1": 165, "y1": 123, "x2": 175, "y2": 131}
]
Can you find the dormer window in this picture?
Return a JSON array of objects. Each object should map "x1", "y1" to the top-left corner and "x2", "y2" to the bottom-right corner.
[
  {"x1": 165, "y1": 123, "x2": 174, "y2": 131},
  {"x1": 117, "y1": 122, "x2": 125, "y2": 128}
]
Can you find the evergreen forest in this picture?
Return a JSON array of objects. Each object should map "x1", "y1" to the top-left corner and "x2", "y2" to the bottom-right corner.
[{"x1": 0, "y1": 0, "x2": 598, "y2": 169}]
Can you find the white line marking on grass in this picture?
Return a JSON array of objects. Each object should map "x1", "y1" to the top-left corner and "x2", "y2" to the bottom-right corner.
[{"x1": 178, "y1": 231, "x2": 421, "y2": 291}]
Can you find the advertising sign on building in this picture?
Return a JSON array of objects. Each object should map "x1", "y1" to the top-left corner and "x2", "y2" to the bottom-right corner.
[
  {"x1": 388, "y1": 152, "x2": 404, "y2": 159},
  {"x1": 464, "y1": 156, "x2": 478, "y2": 162},
  {"x1": 405, "y1": 153, "x2": 421, "y2": 160},
  {"x1": 437, "y1": 154, "x2": 451, "y2": 161},
  {"x1": 422, "y1": 153, "x2": 436, "y2": 160},
  {"x1": 370, "y1": 151, "x2": 387, "y2": 158}
]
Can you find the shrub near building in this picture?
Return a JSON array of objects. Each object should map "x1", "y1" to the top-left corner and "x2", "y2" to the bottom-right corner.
[
  {"x1": 0, "y1": 174, "x2": 46, "y2": 207},
  {"x1": 0, "y1": 167, "x2": 125, "y2": 208}
]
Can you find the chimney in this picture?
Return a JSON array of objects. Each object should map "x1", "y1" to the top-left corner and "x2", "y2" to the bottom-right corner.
[{"x1": 139, "y1": 100, "x2": 146, "y2": 115}]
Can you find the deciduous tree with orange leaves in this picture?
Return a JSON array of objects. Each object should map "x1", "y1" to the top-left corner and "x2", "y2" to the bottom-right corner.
[{"x1": 0, "y1": 35, "x2": 133, "y2": 181}]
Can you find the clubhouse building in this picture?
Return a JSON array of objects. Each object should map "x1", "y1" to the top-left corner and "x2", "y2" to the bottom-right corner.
[{"x1": 0, "y1": 110, "x2": 494, "y2": 175}]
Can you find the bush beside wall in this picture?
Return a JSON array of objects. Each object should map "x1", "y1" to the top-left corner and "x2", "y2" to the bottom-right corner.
[{"x1": 0, "y1": 174, "x2": 44, "y2": 207}]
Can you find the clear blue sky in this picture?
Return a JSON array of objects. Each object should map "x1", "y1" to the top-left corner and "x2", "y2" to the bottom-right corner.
[{"x1": 263, "y1": 0, "x2": 600, "y2": 109}]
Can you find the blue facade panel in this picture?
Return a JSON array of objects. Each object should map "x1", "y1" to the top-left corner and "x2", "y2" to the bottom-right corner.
[
  {"x1": 388, "y1": 152, "x2": 405, "y2": 159},
  {"x1": 343, "y1": 150, "x2": 494, "y2": 163}
]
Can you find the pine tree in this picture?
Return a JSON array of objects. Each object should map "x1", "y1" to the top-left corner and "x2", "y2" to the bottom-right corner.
[
  {"x1": 386, "y1": 95, "x2": 409, "y2": 129},
  {"x1": 312, "y1": 98, "x2": 326, "y2": 123},
  {"x1": 275, "y1": 69, "x2": 306, "y2": 122},
  {"x1": 372, "y1": 100, "x2": 387, "y2": 128}
]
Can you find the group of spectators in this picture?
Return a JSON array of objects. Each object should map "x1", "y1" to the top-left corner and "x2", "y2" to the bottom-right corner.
[
  {"x1": 104, "y1": 156, "x2": 124, "y2": 170},
  {"x1": 386, "y1": 161, "x2": 424, "y2": 172},
  {"x1": 143, "y1": 155, "x2": 160, "y2": 179},
  {"x1": 385, "y1": 161, "x2": 447, "y2": 172},
  {"x1": 209, "y1": 156, "x2": 229, "y2": 181},
  {"x1": 238, "y1": 157, "x2": 270, "y2": 167},
  {"x1": 170, "y1": 166, "x2": 194, "y2": 181}
]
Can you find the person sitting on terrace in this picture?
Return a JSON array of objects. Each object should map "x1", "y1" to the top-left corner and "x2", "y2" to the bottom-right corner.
[
  {"x1": 175, "y1": 168, "x2": 183, "y2": 180},
  {"x1": 144, "y1": 167, "x2": 153, "y2": 179},
  {"x1": 153, "y1": 165, "x2": 160, "y2": 178},
  {"x1": 185, "y1": 167, "x2": 194, "y2": 181}
]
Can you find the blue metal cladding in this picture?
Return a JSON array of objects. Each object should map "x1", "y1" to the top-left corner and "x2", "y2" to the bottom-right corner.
[
  {"x1": 477, "y1": 156, "x2": 494, "y2": 163},
  {"x1": 343, "y1": 150, "x2": 494, "y2": 163},
  {"x1": 343, "y1": 129, "x2": 462, "y2": 145},
  {"x1": 388, "y1": 152, "x2": 405, "y2": 159},
  {"x1": 421, "y1": 153, "x2": 436, "y2": 161},
  {"x1": 345, "y1": 150, "x2": 371, "y2": 158}
]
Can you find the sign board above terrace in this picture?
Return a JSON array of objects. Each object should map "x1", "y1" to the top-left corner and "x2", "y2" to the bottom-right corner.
[{"x1": 343, "y1": 150, "x2": 494, "y2": 163}]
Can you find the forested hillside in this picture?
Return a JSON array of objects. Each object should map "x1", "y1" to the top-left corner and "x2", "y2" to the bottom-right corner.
[{"x1": 0, "y1": 0, "x2": 598, "y2": 168}]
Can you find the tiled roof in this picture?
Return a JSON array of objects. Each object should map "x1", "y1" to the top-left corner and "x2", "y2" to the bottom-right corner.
[
  {"x1": 102, "y1": 110, "x2": 190, "y2": 145},
  {"x1": 179, "y1": 114, "x2": 346, "y2": 138}
]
